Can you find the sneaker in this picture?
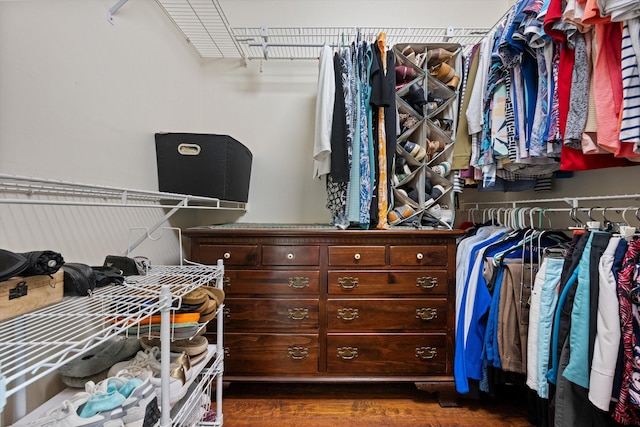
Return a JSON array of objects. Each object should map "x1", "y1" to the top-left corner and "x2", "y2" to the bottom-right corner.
[
  {"x1": 110, "y1": 346, "x2": 192, "y2": 382},
  {"x1": 86, "y1": 372, "x2": 160, "y2": 427},
  {"x1": 425, "y1": 204, "x2": 442, "y2": 219},
  {"x1": 28, "y1": 392, "x2": 125, "y2": 426}
]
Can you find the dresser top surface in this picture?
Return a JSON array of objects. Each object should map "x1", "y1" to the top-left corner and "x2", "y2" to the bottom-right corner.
[{"x1": 183, "y1": 223, "x2": 464, "y2": 238}]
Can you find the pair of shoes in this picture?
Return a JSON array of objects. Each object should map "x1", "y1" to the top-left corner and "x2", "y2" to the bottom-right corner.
[
  {"x1": 108, "y1": 346, "x2": 192, "y2": 382},
  {"x1": 427, "y1": 139, "x2": 446, "y2": 157},
  {"x1": 402, "y1": 141, "x2": 427, "y2": 162},
  {"x1": 425, "y1": 184, "x2": 446, "y2": 207},
  {"x1": 388, "y1": 205, "x2": 416, "y2": 225},
  {"x1": 432, "y1": 161, "x2": 451, "y2": 177},
  {"x1": 426, "y1": 48, "x2": 454, "y2": 66},
  {"x1": 395, "y1": 65, "x2": 420, "y2": 84},
  {"x1": 26, "y1": 392, "x2": 127, "y2": 426},
  {"x1": 432, "y1": 118, "x2": 454, "y2": 133},
  {"x1": 59, "y1": 336, "x2": 142, "y2": 389},
  {"x1": 401, "y1": 45, "x2": 426, "y2": 67},
  {"x1": 399, "y1": 113, "x2": 419, "y2": 134},
  {"x1": 429, "y1": 62, "x2": 460, "y2": 89},
  {"x1": 403, "y1": 83, "x2": 427, "y2": 114},
  {"x1": 83, "y1": 371, "x2": 160, "y2": 427},
  {"x1": 140, "y1": 335, "x2": 209, "y2": 358}
]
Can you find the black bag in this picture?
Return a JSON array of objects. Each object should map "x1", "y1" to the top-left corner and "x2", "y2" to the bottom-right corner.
[
  {"x1": 103, "y1": 255, "x2": 140, "y2": 276},
  {"x1": 91, "y1": 266, "x2": 125, "y2": 287},
  {"x1": 0, "y1": 249, "x2": 29, "y2": 281},
  {"x1": 19, "y1": 250, "x2": 64, "y2": 276},
  {"x1": 62, "y1": 263, "x2": 96, "y2": 296}
]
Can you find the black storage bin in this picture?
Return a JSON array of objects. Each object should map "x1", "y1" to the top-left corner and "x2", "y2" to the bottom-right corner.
[{"x1": 155, "y1": 133, "x2": 252, "y2": 202}]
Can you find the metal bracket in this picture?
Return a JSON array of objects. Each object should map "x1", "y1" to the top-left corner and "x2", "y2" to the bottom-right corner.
[{"x1": 108, "y1": 0, "x2": 129, "y2": 25}]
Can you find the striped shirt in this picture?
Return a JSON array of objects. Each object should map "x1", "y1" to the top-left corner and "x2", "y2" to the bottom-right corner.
[{"x1": 619, "y1": 23, "x2": 640, "y2": 147}]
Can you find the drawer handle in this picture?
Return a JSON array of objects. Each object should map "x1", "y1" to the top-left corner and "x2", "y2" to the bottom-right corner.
[
  {"x1": 415, "y1": 346, "x2": 437, "y2": 360},
  {"x1": 224, "y1": 347, "x2": 230, "y2": 357},
  {"x1": 416, "y1": 276, "x2": 438, "y2": 289},
  {"x1": 354, "y1": 253, "x2": 361, "y2": 260},
  {"x1": 416, "y1": 253, "x2": 424, "y2": 260},
  {"x1": 337, "y1": 308, "x2": 359, "y2": 321},
  {"x1": 286, "y1": 253, "x2": 295, "y2": 260},
  {"x1": 223, "y1": 276, "x2": 231, "y2": 287},
  {"x1": 337, "y1": 277, "x2": 359, "y2": 290},
  {"x1": 337, "y1": 346, "x2": 359, "y2": 360},
  {"x1": 416, "y1": 308, "x2": 438, "y2": 321},
  {"x1": 288, "y1": 308, "x2": 309, "y2": 320},
  {"x1": 289, "y1": 277, "x2": 310, "y2": 289},
  {"x1": 223, "y1": 307, "x2": 231, "y2": 318},
  {"x1": 288, "y1": 346, "x2": 309, "y2": 360},
  {"x1": 223, "y1": 252, "x2": 231, "y2": 259}
]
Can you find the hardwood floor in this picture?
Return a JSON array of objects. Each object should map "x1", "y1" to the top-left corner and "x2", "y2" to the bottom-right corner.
[{"x1": 217, "y1": 382, "x2": 532, "y2": 427}]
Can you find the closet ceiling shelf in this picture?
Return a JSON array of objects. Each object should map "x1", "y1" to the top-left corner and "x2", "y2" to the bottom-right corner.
[{"x1": 154, "y1": 0, "x2": 489, "y2": 60}]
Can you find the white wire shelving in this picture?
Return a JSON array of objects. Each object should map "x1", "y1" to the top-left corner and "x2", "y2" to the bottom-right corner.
[{"x1": 1, "y1": 262, "x2": 225, "y2": 426}]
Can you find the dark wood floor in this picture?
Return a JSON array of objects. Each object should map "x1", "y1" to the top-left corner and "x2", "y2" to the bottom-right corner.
[{"x1": 218, "y1": 382, "x2": 533, "y2": 427}]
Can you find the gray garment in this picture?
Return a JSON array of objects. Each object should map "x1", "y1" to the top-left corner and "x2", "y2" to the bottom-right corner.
[{"x1": 564, "y1": 32, "x2": 589, "y2": 149}]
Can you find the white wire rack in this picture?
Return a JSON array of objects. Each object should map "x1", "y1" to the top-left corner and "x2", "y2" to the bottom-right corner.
[
  {"x1": 233, "y1": 26, "x2": 490, "y2": 60},
  {"x1": 0, "y1": 263, "x2": 223, "y2": 425},
  {"x1": 151, "y1": 0, "x2": 490, "y2": 60}
]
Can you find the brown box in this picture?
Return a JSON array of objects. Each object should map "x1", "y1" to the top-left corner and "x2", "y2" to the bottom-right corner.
[{"x1": 0, "y1": 270, "x2": 64, "y2": 322}]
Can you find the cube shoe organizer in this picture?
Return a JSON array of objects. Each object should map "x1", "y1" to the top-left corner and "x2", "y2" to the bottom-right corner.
[{"x1": 391, "y1": 42, "x2": 462, "y2": 228}]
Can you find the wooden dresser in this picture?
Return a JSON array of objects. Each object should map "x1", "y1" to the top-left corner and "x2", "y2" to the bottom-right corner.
[{"x1": 184, "y1": 225, "x2": 463, "y2": 404}]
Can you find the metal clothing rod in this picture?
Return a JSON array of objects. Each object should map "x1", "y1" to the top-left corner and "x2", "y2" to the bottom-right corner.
[{"x1": 461, "y1": 193, "x2": 640, "y2": 210}]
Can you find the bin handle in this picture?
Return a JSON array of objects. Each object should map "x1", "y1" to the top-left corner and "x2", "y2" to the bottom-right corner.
[{"x1": 177, "y1": 143, "x2": 201, "y2": 156}]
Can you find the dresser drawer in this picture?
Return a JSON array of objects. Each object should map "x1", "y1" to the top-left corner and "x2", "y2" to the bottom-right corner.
[
  {"x1": 328, "y1": 246, "x2": 386, "y2": 266},
  {"x1": 327, "y1": 334, "x2": 448, "y2": 374},
  {"x1": 224, "y1": 298, "x2": 319, "y2": 330},
  {"x1": 224, "y1": 270, "x2": 319, "y2": 295},
  {"x1": 224, "y1": 333, "x2": 319, "y2": 375},
  {"x1": 328, "y1": 270, "x2": 447, "y2": 296},
  {"x1": 198, "y1": 244, "x2": 258, "y2": 266},
  {"x1": 262, "y1": 245, "x2": 320, "y2": 266},
  {"x1": 389, "y1": 246, "x2": 448, "y2": 267},
  {"x1": 327, "y1": 298, "x2": 447, "y2": 331}
]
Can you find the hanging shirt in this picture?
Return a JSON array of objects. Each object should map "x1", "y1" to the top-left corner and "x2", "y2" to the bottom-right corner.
[{"x1": 313, "y1": 44, "x2": 335, "y2": 179}]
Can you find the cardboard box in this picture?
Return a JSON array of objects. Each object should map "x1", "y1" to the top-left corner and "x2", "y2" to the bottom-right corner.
[{"x1": 0, "y1": 270, "x2": 64, "y2": 322}]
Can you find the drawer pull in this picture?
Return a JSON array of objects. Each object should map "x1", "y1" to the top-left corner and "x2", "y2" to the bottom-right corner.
[
  {"x1": 337, "y1": 308, "x2": 359, "y2": 321},
  {"x1": 416, "y1": 276, "x2": 438, "y2": 289},
  {"x1": 337, "y1": 346, "x2": 359, "y2": 360},
  {"x1": 223, "y1": 276, "x2": 231, "y2": 287},
  {"x1": 337, "y1": 277, "x2": 359, "y2": 290},
  {"x1": 416, "y1": 253, "x2": 424, "y2": 260},
  {"x1": 223, "y1": 307, "x2": 231, "y2": 318},
  {"x1": 288, "y1": 308, "x2": 309, "y2": 320},
  {"x1": 415, "y1": 346, "x2": 437, "y2": 360},
  {"x1": 288, "y1": 346, "x2": 309, "y2": 360},
  {"x1": 224, "y1": 347, "x2": 230, "y2": 357},
  {"x1": 286, "y1": 253, "x2": 295, "y2": 260},
  {"x1": 289, "y1": 277, "x2": 310, "y2": 289},
  {"x1": 354, "y1": 253, "x2": 361, "y2": 260},
  {"x1": 223, "y1": 252, "x2": 231, "y2": 259},
  {"x1": 416, "y1": 308, "x2": 438, "y2": 321}
]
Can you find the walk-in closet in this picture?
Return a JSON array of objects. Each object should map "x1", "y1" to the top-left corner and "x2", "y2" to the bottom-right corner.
[{"x1": 1, "y1": 0, "x2": 640, "y2": 426}]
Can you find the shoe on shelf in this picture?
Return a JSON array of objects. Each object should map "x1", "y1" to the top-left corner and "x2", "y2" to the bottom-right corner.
[
  {"x1": 388, "y1": 205, "x2": 416, "y2": 226},
  {"x1": 430, "y1": 184, "x2": 446, "y2": 201},
  {"x1": 402, "y1": 141, "x2": 427, "y2": 162},
  {"x1": 84, "y1": 371, "x2": 160, "y2": 427},
  {"x1": 403, "y1": 83, "x2": 427, "y2": 114},
  {"x1": 59, "y1": 336, "x2": 142, "y2": 380},
  {"x1": 401, "y1": 45, "x2": 426, "y2": 67},
  {"x1": 427, "y1": 139, "x2": 446, "y2": 157},
  {"x1": 140, "y1": 335, "x2": 209, "y2": 357},
  {"x1": 432, "y1": 161, "x2": 452, "y2": 177},
  {"x1": 426, "y1": 48, "x2": 454, "y2": 66},
  {"x1": 425, "y1": 204, "x2": 442, "y2": 219},
  {"x1": 26, "y1": 392, "x2": 125, "y2": 427},
  {"x1": 395, "y1": 65, "x2": 419, "y2": 84},
  {"x1": 429, "y1": 62, "x2": 458, "y2": 86},
  {"x1": 399, "y1": 113, "x2": 419, "y2": 134}
]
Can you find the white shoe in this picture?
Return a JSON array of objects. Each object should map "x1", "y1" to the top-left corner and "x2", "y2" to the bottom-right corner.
[
  {"x1": 85, "y1": 372, "x2": 160, "y2": 427},
  {"x1": 27, "y1": 392, "x2": 125, "y2": 427}
]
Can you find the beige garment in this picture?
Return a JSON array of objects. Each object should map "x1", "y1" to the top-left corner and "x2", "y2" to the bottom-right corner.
[
  {"x1": 452, "y1": 45, "x2": 481, "y2": 171},
  {"x1": 497, "y1": 259, "x2": 533, "y2": 374}
]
